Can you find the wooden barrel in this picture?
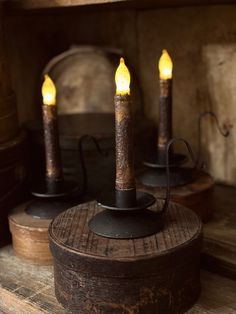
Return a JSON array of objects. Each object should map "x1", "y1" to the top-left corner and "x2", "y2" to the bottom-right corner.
[
  {"x1": 0, "y1": 131, "x2": 29, "y2": 246},
  {"x1": 49, "y1": 200, "x2": 202, "y2": 314},
  {"x1": 0, "y1": 93, "x2": 19, "y2": 143},
  {"x1": 0, "y1": 131, "x2": 28, "y2": 198},
  {"x1": 0, "y1": 10, "x2": 19, "y2": 143},
  {"x1": 0, "y1": 6, "x2": 12, "y2": 99}
]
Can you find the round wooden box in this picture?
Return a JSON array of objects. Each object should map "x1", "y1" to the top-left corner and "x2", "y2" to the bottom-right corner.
[
  {"x1": 9, "y1": 202, "x2": 52, "y2": 265},
  {"x1": 138, "y1": 170, "x2": 215, "y2": 222},
  {"x1": 49, "y1": 200, "x2": 202, "y2": 314}
]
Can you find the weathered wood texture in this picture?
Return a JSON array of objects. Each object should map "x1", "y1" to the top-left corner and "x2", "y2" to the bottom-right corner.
[
  {"x1": 202, "y1": 184, "x2": 236, "y2": 280},
  {"x1": 187, "y1": 271, "x2": 236, "y2": 314},
  {"x1": 138, "y1": 171, "x2": 215, "y2": 222},
  {"x1": 8, "y1": 202, "x2": 53, "y2": 265},
  {"x1": 138, "y1": 6, "x2": 236, "y2": 186},
  {"x1": 0, "y1": 6, "x2": 12, "y2": 98},
  {"x1": 0, "y1": 249, "x2": 236, "y2": 313},
  {"x1": 0, "y1": 132, "x2": 29, "y2": 246},
  {"x1": 0, "y1": 6, "x2": 19, "y2": 143},
  {"x1": 49, "y1": 200, "x2": 202, "y2": 313},
  {"x1": 7, "y1": 0, "x2": 236, "y2": 10},
  {"x1": 0, "y1": 246, "x2": 66, "y2": 314},
  {"x1": 0, "y1": 6, "x2": 26, "y2": 246}
]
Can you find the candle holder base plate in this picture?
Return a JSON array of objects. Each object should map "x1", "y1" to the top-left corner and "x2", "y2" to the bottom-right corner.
[
  {"x1": 144, "y1": 153, "x2": 187, "y2": 169},
  {"x1": 31, "y1": 179, "x2": 80, "y2": 198},
  {"x1": 27, "y1": 179, "x2": 80, "y2": 219},
  {"x1": 25, "y1": 198, "x2": 78, "y2": 220},
  {"x1": 90, "y1": 191, "x2": 159, "y2": 239},
  {"x1": 89, "y1": 207, "x2": 163, "y2": 239},
  {"x1": 98, "y1": 191, "x2": 156, "y2": 211},
  {"x1": 138, "y1": 166, "x2": 196, "y2": 188}
]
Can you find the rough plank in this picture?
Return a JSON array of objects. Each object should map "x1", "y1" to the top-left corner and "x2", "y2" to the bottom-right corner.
[
  {"x1": 0, "y1": 246, "x2": 66, "y2": 314},
  {"x1": 138, "y1": 6, "x2": 236, "y2": 186},
  {"x1": 202, "y1": 184, "x2": 236, "y2": 279},
  {"x1": 0, "y1": 246, "x2": 235, "y2": 313},
  {"x1": 188, "y1": 271, "x2": 236, "y2": 314},
  {"x1": 6, "y1": 0, "x2": 236, "y2": 10}
]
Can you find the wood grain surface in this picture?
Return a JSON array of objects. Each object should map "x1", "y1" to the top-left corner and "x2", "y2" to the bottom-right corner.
[
  {"x1": 50, "y1": 200, "x2": 201, "y2": 259},
  {"x1": 0, "y1": 246, "x2": 235, "y2": 313},
  {"x1": 0, "y1": 246, "x2": 66, "y2": 314}
]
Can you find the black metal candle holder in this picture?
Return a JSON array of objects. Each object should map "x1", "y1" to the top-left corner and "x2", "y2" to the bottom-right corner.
[
  {"x1": 89, "y1": 190, "x2": 166, "y2": 239},
  {"x1": 26, "y1": 178, "x2": 79, "y2": 219},
  {"x1": 26, "y1": 86, "x2": 80, "y2": 220},
  {"x1": 138, "y1": 111, "x2": 230, "y2": 188},
  {"x1": 89, "y1": 93, "x2": 170, "y2": 239},
  {"x1": 140, "y1": 151, "x2": 195, "y2": 187}
]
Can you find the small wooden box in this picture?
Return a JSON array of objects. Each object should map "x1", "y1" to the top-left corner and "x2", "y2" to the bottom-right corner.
[{"x1": 9, "y1": 202, "x2": 52, "y2": 265}]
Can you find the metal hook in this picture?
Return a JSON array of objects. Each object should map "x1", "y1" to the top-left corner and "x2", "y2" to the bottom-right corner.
[
  {"x1": 161, "y1": 137, "x2": 198, "y2": 215},
  {"x1": 197, "y1": 111, "x2": 230, "y2": 166}
]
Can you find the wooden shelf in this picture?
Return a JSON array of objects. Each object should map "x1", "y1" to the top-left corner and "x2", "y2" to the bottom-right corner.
[{"x1": 6, "y1": 0, "x2": 236, "y2": 11}]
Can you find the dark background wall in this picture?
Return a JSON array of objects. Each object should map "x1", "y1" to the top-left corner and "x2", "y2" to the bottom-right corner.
[{"x1": 4, "y1": 4, "x2": 236, "y2": 185}]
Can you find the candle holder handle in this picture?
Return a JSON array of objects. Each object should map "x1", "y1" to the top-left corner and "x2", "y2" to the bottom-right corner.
[
  {"x1": 161, "y1": 137, "x2": 198, "y2": 214},
  {"x1": 77, "y1": 135, "x2": 109, "y2": 195},
  {"x1": 197, "y1": 111, "x2": 230, "y2": 167}
]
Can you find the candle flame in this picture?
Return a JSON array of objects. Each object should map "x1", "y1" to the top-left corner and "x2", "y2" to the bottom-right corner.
[
  {"x1": 42, "y1": 74, "x2": 56, "y2": 106},
  {"x1": 158, "y1": 50, "x2": 173, "y2": 80},
  {"x1": 115, "y1": 58, "x2": 131, "y2": 95}
]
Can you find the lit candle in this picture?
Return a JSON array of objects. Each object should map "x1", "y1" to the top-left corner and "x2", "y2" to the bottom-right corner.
[
  {"x1": 41, "y1": 75, "x2": 63, "y2": 189},
  {"x1": 157, "y1": 49, "x2": 173, "y2": 163},
  {"x1": 114, "y1": 58, "x2": 136, "y2": 207}
]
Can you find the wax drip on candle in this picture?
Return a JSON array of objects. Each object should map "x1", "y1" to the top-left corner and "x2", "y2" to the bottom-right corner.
[
  {"x1": 159, "y1": 50, "x2": 173, "y2": 80},
  {"x1": 115, "y1": 58, "x2": 131, "y2": 95}
]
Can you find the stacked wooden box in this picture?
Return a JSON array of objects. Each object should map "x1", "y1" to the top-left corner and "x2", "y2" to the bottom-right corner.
[{"x1": 0, "y1": 8, "x2": 28, "y2": 245}]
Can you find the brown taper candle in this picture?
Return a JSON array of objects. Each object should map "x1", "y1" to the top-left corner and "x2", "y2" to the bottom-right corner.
[
  {"x1": 42, "y1": 75, "x2": 63, "y2": 191},
  {"x1": 115, "y1": 94, "x2": 135, "y2": 191},
  {"x1": 157, "y1": 50, "x2": 173, "y2": 164},
  {"x1": 114, "y1": 58, "x2": 136, "y2": 207}
]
